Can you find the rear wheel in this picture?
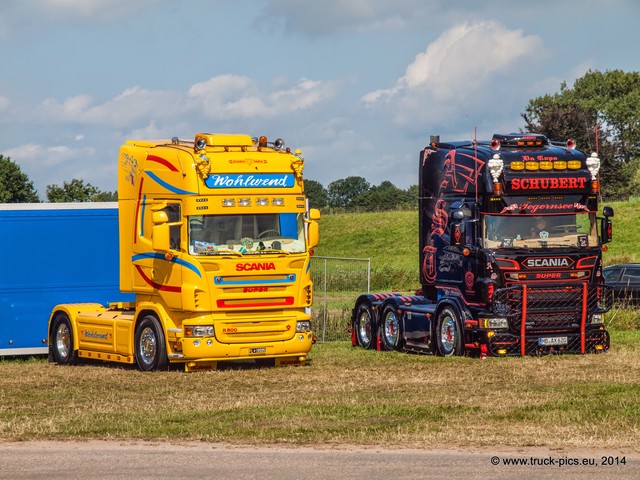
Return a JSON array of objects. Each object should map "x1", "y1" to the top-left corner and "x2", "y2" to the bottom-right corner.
[
  {"x1": 379, "y1": 304, "x2": 404, "y2": 351},
  {"x1": 434, "y1": 306, "x2": 464, "y2": 357},
  {"x1": 134, "y1": 315, "x2": 168, "y2": 371},
  {"x1": 354, "y1": 302, "x2": 376, "y2": 349},
  {"x1": 51, "y1": 312, "x2": 77, "y2": 365}
]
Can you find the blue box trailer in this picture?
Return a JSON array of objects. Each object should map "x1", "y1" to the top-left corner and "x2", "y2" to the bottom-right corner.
[{"x1": 0, "y1": 203, "x2": 133, "y2": 356}]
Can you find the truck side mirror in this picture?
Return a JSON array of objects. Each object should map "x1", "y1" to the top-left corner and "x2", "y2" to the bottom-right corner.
[
  {"x1": 152, "y1": 210, "x2": 171, "y2": 251},
  {"x1": 600, "y1": 217, "x2": 613, "y2": 244},
  {"x1": 603, "y1": 206, "x2": 614, "y2": 218},
  {"x1": 451, "y1": 221, "x2": 465, "y2": 246},
  {"x1": 450, "y1": 208, "x2": 465, "y2": 246},
  {"x1": 307, "y1": 208, "x2": 321, "y2": 248}
]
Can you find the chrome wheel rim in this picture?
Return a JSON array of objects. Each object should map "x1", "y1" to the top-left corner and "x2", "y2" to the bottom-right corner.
[
  {"x1": 55, "y1": 323, "x2": 70, "y2": 360},
  {"x1": 358, "y1": 310, "x2": 372, "y2": 345},
  {"x1": 440, "y1": 314, "x2": 456, "y2": 354},
  {"x1": 138, "y1": 327, "x2": 157, "y2": 366},
  {"x1": 384, "y1": 311, "x2": 399, "y2": 347}
]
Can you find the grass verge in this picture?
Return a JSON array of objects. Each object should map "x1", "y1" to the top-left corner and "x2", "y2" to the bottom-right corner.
[{"x1": 1, "y1": 328, "x2": 638, "y2": 449}]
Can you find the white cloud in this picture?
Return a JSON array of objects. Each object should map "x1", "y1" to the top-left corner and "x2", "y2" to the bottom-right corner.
[
  {"x1": 361, "y1": 21, "x2": 546, "y2": 131},
  {"x1": 189, "y1": 75, "x2": 340, "y2": 119},
  {"x1": 364, "y1": 21, "x2": 544, "y2": 105},
  {"x1": 0, "y1": 95, "x2": 8, "y2": 110},
  {"x1": 31, "y1": 74, "x2": 341, "y2": 129}
]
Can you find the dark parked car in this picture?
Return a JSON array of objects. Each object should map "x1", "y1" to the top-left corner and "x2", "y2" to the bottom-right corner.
[{"x1": 603, "y1": 264, "x2": 640, "y2": 305}]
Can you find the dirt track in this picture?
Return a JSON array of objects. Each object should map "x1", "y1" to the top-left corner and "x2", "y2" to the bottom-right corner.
[{"x1": 1, "y1": 441, "x2": 638, "y2": 480}]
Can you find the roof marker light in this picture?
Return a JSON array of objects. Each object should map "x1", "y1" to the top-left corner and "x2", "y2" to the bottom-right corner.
[
  {"x1": 194, "y1": 137, "x2": 207, "y2": 151},
  {"x1": 567, "y1": 139, "x2": 576, "y2": 149},
  {"x1": 491, "y1": 139, "x2": 500, "y2": 150}
]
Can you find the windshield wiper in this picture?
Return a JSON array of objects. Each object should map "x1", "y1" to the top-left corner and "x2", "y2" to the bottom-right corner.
[
  {"x1": 246, "y1": 248, "x2": 290, "y2": 255},
  {"x1": 198, "y1": 248, "x2": 243, "y2": 257}
]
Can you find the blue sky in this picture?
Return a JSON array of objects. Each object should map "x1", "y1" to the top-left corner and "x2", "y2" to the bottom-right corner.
[{"x1": 1, "y1": 0, "x2": 639, "y2": 199}]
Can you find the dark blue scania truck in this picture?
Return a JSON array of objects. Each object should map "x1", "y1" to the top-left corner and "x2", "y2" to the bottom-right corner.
[{"x1": 352, "y1": 133, "x2": 614, "y2": 357}]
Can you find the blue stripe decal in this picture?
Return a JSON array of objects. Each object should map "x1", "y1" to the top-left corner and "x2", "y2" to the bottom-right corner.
[
  {"x1": 214, "y1": 275, "x2": 296, "y2": 286},
  {"x1": 146, "y1": 171, "x2": 196, "y2": 195},
  {"x1": 132, "y1": 252, "x2": 202, "y2": 277}
]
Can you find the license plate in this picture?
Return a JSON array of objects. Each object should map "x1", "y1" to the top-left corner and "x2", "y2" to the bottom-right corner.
[
  {"x1": 249, "y1": 347, "x2": 266, "y2": 354},
  {"x1": 538, "y1": 336, "x2": 568, "y2": 346}
]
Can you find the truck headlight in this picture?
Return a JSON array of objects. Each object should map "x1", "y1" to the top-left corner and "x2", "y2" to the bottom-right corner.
[
  {"x1": 591, "y1": 313, "x2": 604, "y2": 325},
  {"x1": 480, "y1": 317, "x2": 509, "y2": 329},
  {"x1": 185, "y1": 325, "x2": 215, "y2": 337},
  {"x1": 296, "y1": 321, "x2": 311, "y2": 332}
]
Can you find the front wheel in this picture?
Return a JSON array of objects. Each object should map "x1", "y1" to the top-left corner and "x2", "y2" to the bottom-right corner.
[
  {"x1": 134, "y1": 315, "x2": 168, "y2": 371},
  {"x1": 51, "y1": 312, "x2": 78, "y2": 365},
  {"x1": 379, "y1": 304, "x2": 404, "y2": 351},
  {"x1": 354, "y1": 302, "x2": 376, "y2": 349},
  {"x1": 434, "y1": 306, "x2": 464, "y2": 357}
]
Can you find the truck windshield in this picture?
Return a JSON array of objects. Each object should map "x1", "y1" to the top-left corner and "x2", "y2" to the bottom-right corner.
[
  {"x1": 483, "y1": 213, "x2": 598, "y2": 249},
  {"x1": 188, "y1": 213, "x2": 306, "y2": 255}
]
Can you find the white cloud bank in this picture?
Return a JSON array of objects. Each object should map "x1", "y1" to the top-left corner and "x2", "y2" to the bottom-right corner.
[{"x1": 363, "y1": 21, "x2": 544, "y2": 107}]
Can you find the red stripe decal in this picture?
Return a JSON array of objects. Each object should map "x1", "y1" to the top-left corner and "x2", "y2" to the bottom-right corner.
[
  {"x1": 147, "y1": 154, "x2": 179, "y2": 172},
  {"x1": 216, "y1": 297, "x2": 294, "y2": 308},
  {"x1": 134, "y1": 265, "x2": 181, "y2": 292}
]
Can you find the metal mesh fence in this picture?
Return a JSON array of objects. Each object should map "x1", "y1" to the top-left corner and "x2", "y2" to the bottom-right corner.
[{"x1": 310, "y1": 256, "x2": 370, "y2": 342}]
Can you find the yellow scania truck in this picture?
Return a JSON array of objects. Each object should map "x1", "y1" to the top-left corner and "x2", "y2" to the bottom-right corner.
[{"x1": 48, "y1": 133, "x2": 320, "y2": 372}]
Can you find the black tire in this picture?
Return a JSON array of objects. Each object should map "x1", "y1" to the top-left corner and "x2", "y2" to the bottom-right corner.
[
  {"x1": 379, "y1": 303, "x2": 404, "y2": 351},
  {"x1": 354, "y1": 302, "x2": 377, "y2": 349},
  {"x1": 51, "y1": 312, "x2": 78, "y2": 365},
  {"x1": 434, "y1": 306, "x2": 464, "y2": 357},
  {"x1": 134, "y1": 315, "x2": 168, "y2": 371}
]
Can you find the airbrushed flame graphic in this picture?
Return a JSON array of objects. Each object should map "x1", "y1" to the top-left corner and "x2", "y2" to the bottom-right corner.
[
  {"x1": 440, "y1": 150, "x2": 485, "y2": 193},
  {"x1": 422, "y1": 149, "x2": 484, "y2": 286}
]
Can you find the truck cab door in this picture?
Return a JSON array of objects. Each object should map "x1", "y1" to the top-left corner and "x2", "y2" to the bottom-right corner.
[
  {"x1": 437, "y1": 204, "x2": 481, "y2": 302},
  {"x1": 133, "y1": 202, "x2": 184, "y2": 308}
]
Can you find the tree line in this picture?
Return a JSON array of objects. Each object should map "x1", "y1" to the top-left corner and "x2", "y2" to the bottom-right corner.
[
  {"x1": 0, "y1": 157, "x2": 117, "y2": 203},
  {"x1": 1, "y1": 69, "x2": 639, "y2": 206}
]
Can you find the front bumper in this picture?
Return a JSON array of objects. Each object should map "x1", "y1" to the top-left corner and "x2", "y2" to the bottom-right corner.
[{"x1": 486, "y1": 328, "x2": 610, "y2": 356}]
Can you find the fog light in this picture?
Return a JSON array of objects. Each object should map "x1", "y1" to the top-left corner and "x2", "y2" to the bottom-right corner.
[
  {"x1": 296, "y1": 320, "x2": 311, "y2": 332},
  {"x1": 193, "y1": 340, "x2": 200, "y2": 347},
  {"x1": 591, "y1": 313, "x2": 604, "y2": 325},
  {"x1": 207, "y1": 339, "x2": 213, "y2": 346},
  {"x1": 480, "y1": 317, "x2": 508, "y2": 329}
]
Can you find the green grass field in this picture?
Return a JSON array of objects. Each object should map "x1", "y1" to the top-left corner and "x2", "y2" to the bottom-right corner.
[
  {"x1": 1, "y1": 199, "x2": 638, "y2": 448},
  {"x1": 1, "y1": 331, "x2": 638, "y2": 448}
]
